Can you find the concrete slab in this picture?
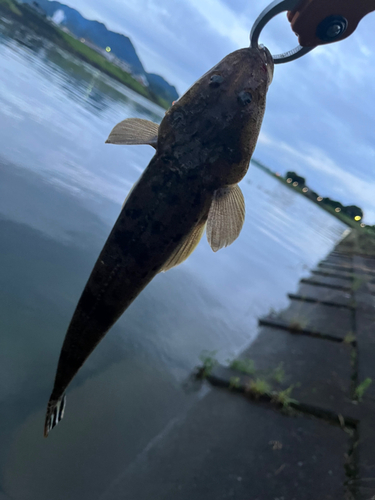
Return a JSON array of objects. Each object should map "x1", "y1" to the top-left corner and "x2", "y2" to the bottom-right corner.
[
  {"x1": 332, "y1": 250, "x2": 353, "y2": 257},
  {"x1": 355, "y1": 312, "x2": 375, "y2": 402},
  {"x1": 295, "y1": 283, "x2": 353, "y2": 308},
  {"x1": 357, "y1": 413, "x2": 375, "y2": 495},
  {"x1": 353, "y1": 257, "x2": 375, "y2": 302},
  {"x1": 0, "y1": 494, "x2": 12, "y2": 500},
  {"x1": 351, "y1": 263, "x2": 375, "y2": 276},
  {"x1": 261, "y1": 300, "x2": 354, "y2": 340},
  {"x1": 300, "y1": 279, "x2": 351, "y2": 292},
  {"x1": 355, "y1": 294, "x2": 375, "y2": 314},
  {"x1": 353, "y1": 264, "x2": 375, "y2": 278},
  {"x1": 354, "y1": 268, "x2": 375, "y2": 277},
  {"x1": 101, "y1": 389, "x2": 349, "y2": 500},
  {"x1": 353, "y1": 265, "x2": 375, "y2": 402},
  {"x1": 319, "y1": 261, "x2": 353, "y2": 271},
  {"x1": 229, "y1": 327, "x2": 354, "y2": 417},
  {"x1": 323, "y1": 257, "x2": 353, "y2": 267},
  {"x1": 288, "y1": 294, "x2": 354, "y2": 310},
  {"x1": 311, "y1": 269, "x2": 353, "y2": 281},
  {"x1": 326, "y1": 253, "x2": 352, "y2": 260},
  {"x1": 356, "y1": 257, "x2": 375, "y2": 271},
  {"x1": 303, "y1": 274, "x2": 354, "y2": 288}
]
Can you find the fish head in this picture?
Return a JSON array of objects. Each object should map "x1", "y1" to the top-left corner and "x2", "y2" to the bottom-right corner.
[{"x1": 158, "y1": 46, "x2": 274, "y2": 187}]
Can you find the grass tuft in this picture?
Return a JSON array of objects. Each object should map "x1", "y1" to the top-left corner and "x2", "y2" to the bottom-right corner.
[
  {"x1": 198, "y1": 351, "x2": 218, "y2": 378},
  {"x1": 272, "y1": 385, "x2": 298, "y2": 408},
  {"x1": 230, "y1": 358, "x2": 256, "y2": 375},
  {"x1": 246, "y1": 378, "x2": 272, "y2": 397},
  {"x1": 354, "y1": 378, "x2": 372, "y2": 402}
]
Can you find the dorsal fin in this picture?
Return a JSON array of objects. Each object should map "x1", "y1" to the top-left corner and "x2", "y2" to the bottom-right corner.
[
  {"x1": 106, "y1": 118, "x2": 159, "y2": 149},
  {"x1": 160, "y1": 220, "x2": 206, "y2": 272},
  {"x1": 206, "y1": 184, "x2": 245, "y2": 252}
]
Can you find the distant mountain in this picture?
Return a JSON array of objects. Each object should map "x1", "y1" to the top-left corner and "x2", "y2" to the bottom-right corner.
[
  {"x1": 20, "y1": 0, "x2": 179, "y2": 103},
  {"x1": 147, "y1": 73, "x2": 178, "y2": 105}
]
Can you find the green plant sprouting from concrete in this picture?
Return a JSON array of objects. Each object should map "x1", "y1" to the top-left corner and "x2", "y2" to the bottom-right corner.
[
  {"x1": 230, "y1": 358, "x2": 256, "y2": 375},
  {"x1": 229, "y1": 359, "x2": 287, "y2": 386},
  {"x1": 244, "y1": 377, "x2": 299, "y2": 409},
  {"x1": 203, "y1": 353, "x2": 298, "y2": 409},
  {"x1": 229, "y1": 376, "x2": 241, "y2": 389},
  {"x1": 198, "y1": 351, "x2": 218, "y2": 378},
  {"x1": 272, "y1": 385, "x2": 298, "y2": 408},
  {"x1": 354, "y1": 378, "x2": 372, "y2": 401},
  {"x1": 246, "y1": 378, "x2": 272, "y2": 397},
  {"x1": 343, "y1": 332, "x2": 356, "y2": 344}
]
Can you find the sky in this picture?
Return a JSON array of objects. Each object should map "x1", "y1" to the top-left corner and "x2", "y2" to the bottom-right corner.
[{"x1": 59, "y1": 0, "x2": 375, "y2": 222}]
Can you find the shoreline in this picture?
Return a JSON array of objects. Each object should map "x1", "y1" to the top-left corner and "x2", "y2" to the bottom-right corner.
[
  {"x1": 252, "y1": 158, "x2": 365, "y2": 229},
  {"x1": 0, "y1": 1, "x2": 171, "y2": 109}
]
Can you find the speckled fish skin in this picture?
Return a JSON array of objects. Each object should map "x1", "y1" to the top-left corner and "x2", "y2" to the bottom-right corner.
[{"x1": 44, "y1": 46, "x2": 273, "y2": 436}]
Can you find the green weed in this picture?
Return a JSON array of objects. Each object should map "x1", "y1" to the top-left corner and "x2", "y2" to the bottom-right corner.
[
  {"x1": 229, "y1": 376, "x2": 241, "y2": 389},
  {"x1": 230, "y1": 358, "x2": 256, "y2": 375},
  {"x1": 343, "y1": 332, "x2": 356, "y2": 344},
  {"x1": 198, "y1": 351, "x2": 218, "y2": 378},
  {"x1": 354, "y1": 378, "x2": 372, "y2": 401},
  {"x1": 272, "y1": 385, "x2": 298, "y2": 408},
  {"x1": 246, "y1": 378, "x2": 272, "y2": 397}
]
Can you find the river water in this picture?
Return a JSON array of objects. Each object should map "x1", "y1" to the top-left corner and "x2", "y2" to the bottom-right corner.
[{"x1": 0, "y1": 20, "x2": 346, "y2": 500}]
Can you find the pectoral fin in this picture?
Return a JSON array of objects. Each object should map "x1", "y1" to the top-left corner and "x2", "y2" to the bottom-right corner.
[
  {"x1": 161, "y1": 220, "x2": 206, "y2": 272},
  {"x1": 106, "y1": 118, "x2": 159, "y2": 148},
  {"x1": 206, "y1": 184, "x2": 245, "y2": 252}
]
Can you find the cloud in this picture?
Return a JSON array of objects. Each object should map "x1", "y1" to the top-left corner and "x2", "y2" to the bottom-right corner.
[{"x1": 52, "y1": 0, "x2": 375, "y2": 221}]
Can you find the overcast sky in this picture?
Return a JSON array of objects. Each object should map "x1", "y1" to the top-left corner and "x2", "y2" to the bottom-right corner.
[{"x1": 62, "y1": 0, "x2": 375, "y2": 222}]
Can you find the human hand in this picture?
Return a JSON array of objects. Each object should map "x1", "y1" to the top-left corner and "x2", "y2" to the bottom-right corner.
[{"x1": 287, "y1": 0, "x2": 375, "y2": 46}]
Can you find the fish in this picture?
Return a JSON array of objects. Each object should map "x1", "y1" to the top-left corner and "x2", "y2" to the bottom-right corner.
[{"x1": 44, "y1": 46, "x2": 274, "y2": 436}]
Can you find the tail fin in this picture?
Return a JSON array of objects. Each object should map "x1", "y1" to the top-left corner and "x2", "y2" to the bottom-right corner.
[{"x1": 44, "y1": 394, "x2": 66, "y2": 437}]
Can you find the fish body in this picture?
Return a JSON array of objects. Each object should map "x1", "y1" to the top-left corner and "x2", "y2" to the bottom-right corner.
[{"x1": 44, "y1": 46, "x2": 273, "y2": 436}]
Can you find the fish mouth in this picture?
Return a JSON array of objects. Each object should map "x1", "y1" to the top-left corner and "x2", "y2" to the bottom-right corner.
[{"x1": 259, "y1": 45, "x2": 274, "y2": 85}]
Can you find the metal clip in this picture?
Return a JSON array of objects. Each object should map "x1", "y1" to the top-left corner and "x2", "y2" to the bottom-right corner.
[{"x1": 250, "y1": 0, "x2": 315, "y2": 63}]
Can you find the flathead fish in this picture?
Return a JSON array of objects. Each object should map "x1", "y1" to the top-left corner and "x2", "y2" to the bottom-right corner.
[{"x1": 44, "y1": 46, "x2": 274, "y2": 436}]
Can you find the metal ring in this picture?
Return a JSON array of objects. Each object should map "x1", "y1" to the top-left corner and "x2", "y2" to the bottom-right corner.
[{"x1": 250, "y1": 0, "x2": 315, "y2": 64}]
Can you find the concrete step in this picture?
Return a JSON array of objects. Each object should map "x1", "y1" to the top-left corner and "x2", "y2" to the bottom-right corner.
[
  {"x1": 260, "y1": 299, "x2": 354, "y2": 341},
  {"x1": 300, "y1": 279, "x2": 351, "y2": 292},
  {"x1": 303, "y1": 274, "x2": 354, "y2": 289},
  {"x1": 288, "y1": 294, "x2": 354, "y2": 309},
  {"x1": 294, "y1": 283, "x2": 353, "y2": 308},
  {"x1": 319, "y1": 261, "x2": 354, "y2": 272},
  {"x1": 324, "y1": 261, "x2": 353, "y2": 268},
  {"x1": 222, "y1": 326, "x2": 354, "y2": 419},
  {"x1": 311, "y1": 269, "x2": 354, "y2": 281}
]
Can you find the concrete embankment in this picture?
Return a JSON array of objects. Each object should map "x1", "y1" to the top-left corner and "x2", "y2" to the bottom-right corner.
[{"x1": 102, "y1": 230, "x2": 375, "y2": 500}]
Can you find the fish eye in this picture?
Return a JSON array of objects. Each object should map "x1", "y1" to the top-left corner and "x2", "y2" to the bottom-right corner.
[
  {"x1": 238, "y1": 91, "x2": 252, "y2": 106},
  {"x1": 209, "y1": 74, "x2": 224, "y2": 87}
]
